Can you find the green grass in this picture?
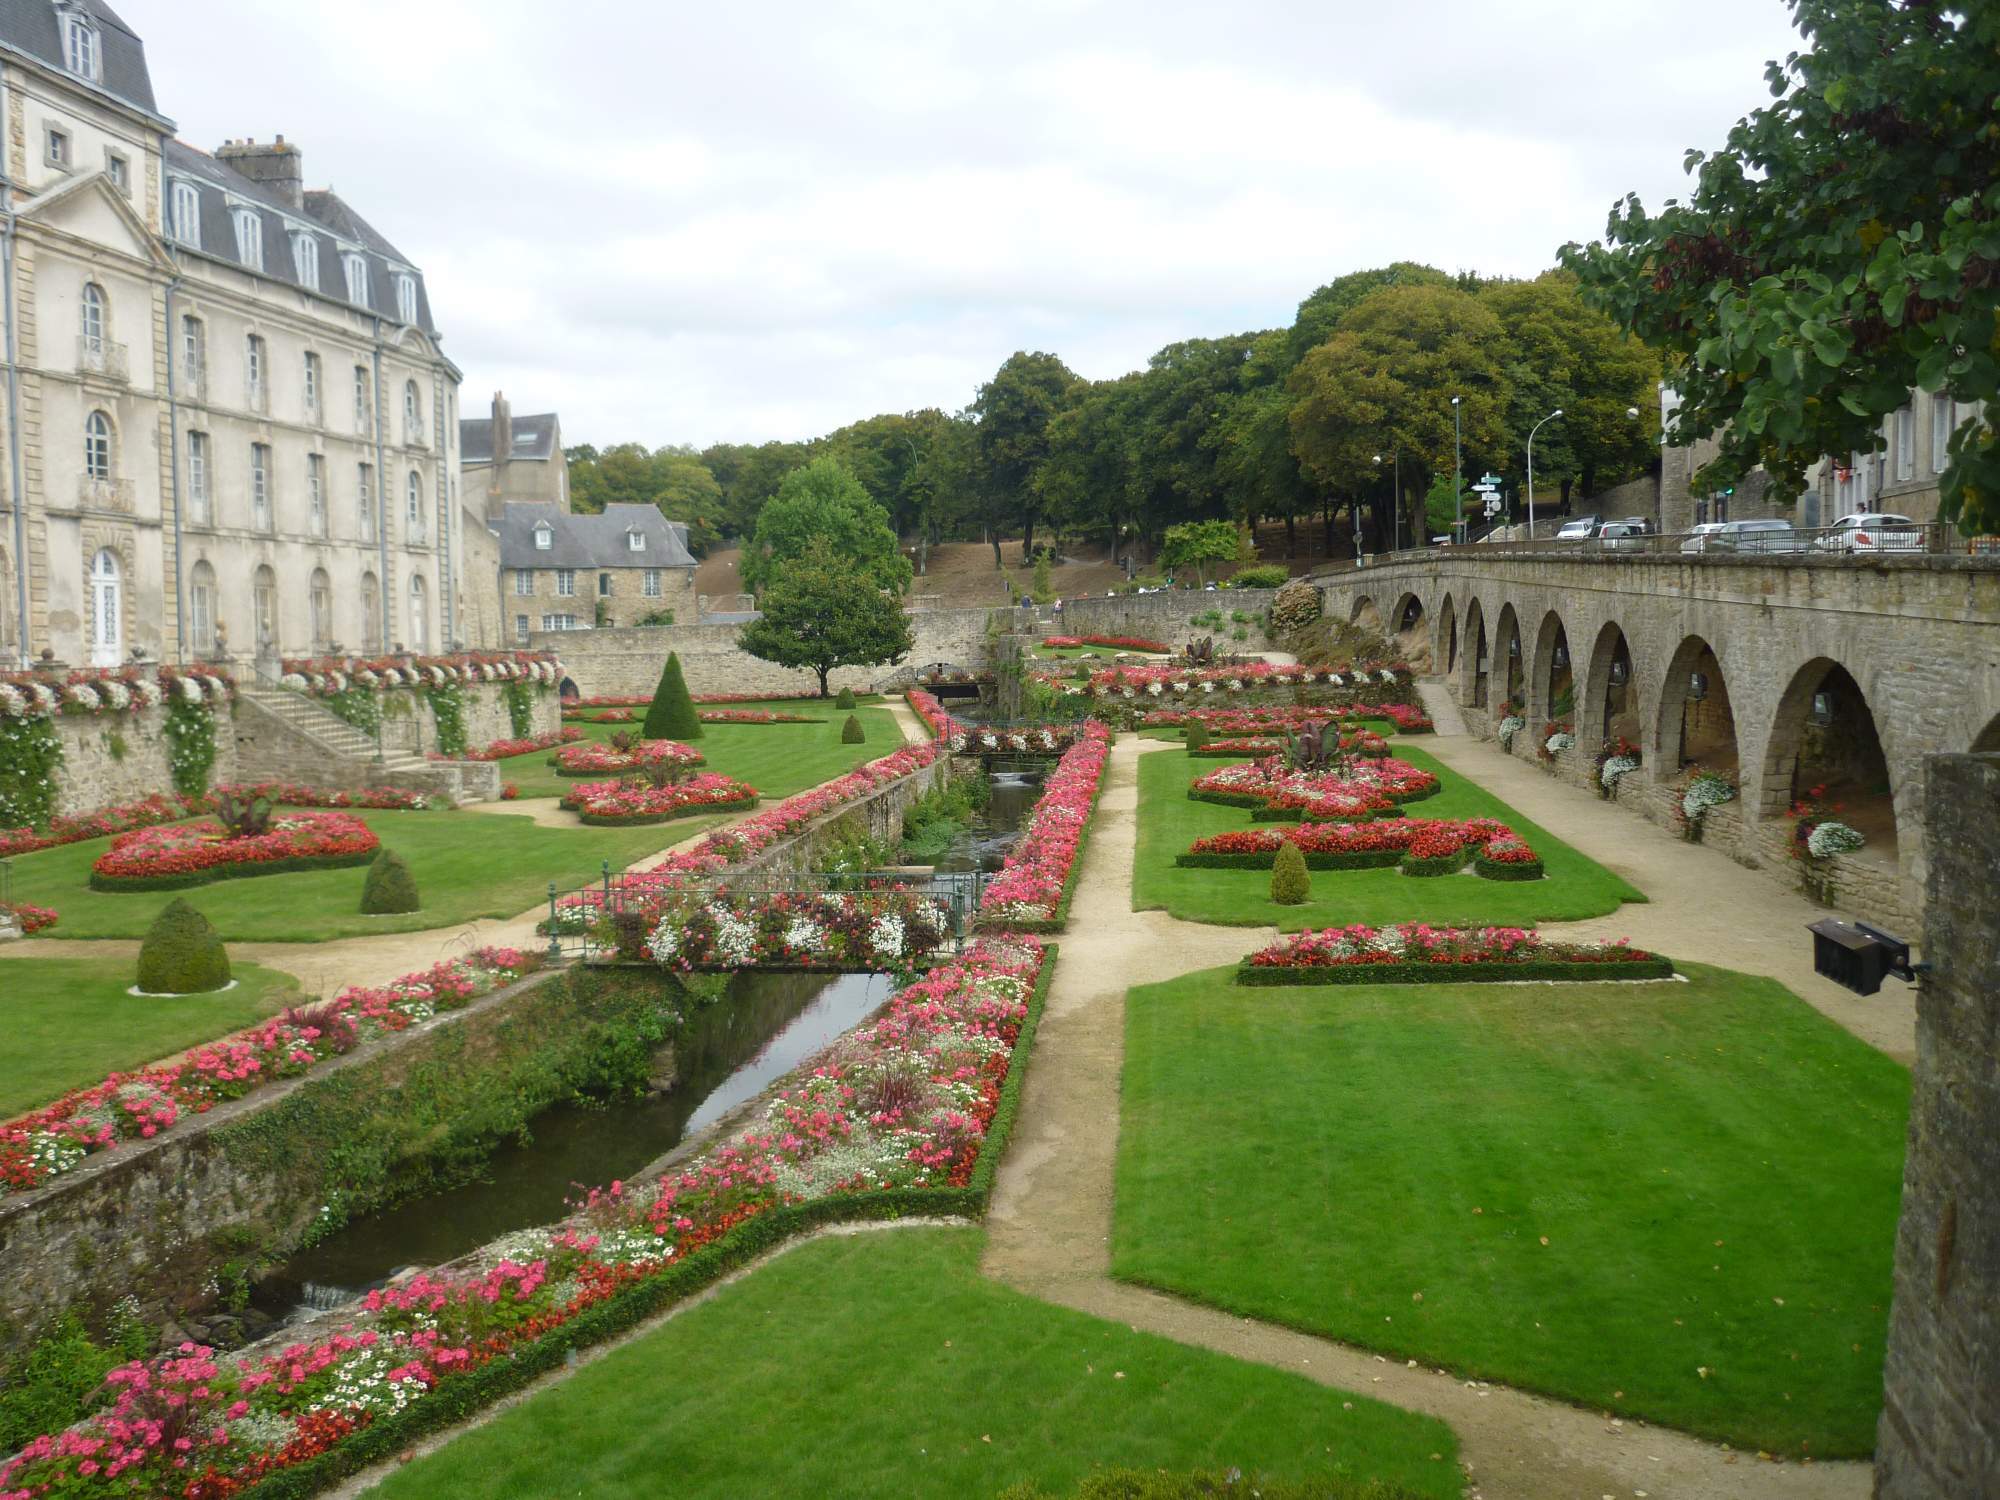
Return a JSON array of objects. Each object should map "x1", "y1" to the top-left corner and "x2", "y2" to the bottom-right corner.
[
  {"x1": 1133, "y1": 744, "x2": 1643, "y2": 930},
  {"x1": 1032, "y1": 643, "x2": 1168, "y2": 661},
  {"x1": 3, "y1": 811, "x2": 704, "y2": 943},
  {"x1": 508, "y1": 699, "x2": 902, "y2": 800},
  {"x1": 1112, "y1": 962, "x2": 1909, "y2": 1456},
  {"x1": 371, "y1": 1228, "x2": 1460, "y2": 1500},
  {"x1": 0, "y1": 957, "x2": 301, "y2": 1114}
]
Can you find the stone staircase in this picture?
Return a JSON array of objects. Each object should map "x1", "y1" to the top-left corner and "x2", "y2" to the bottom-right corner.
[{"x1": 234, "y1": 684, "x2": 500, "y2": 804}]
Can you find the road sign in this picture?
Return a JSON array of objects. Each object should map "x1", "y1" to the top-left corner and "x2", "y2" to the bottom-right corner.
[
  {"x1": 1480, "y1": 473, "x2": 1502, "y2": 486},
  {"x1": 1484, "y1": 498, "x2": 1502, "y2": 516},
  {"x1": 1472, "y1": 482, "x2": 1498, "y2": 493}
]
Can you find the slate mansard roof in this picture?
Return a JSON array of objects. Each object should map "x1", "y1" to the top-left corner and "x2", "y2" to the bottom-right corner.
[
  {"x1": 494, "y1": 504, "x2": 697, "y2": 570},
  {"x1": 0, "y1": 0, "x2": 164, "y2": 118},
  {"x1": 462, "y1": 413, "x2": 560, "y2": 465},
  {"x1": 163, "y1": 140, "x2": 439, "y2": 337}
]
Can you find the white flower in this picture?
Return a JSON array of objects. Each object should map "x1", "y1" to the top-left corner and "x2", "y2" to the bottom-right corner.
[
  {"x1": 1379, "y1": 668, "x2": 1397, "y2": 684},
  {"x1": 134, "y1": 678, "x2": 163, "y2": 708},
  {"x1": 783, "y1": 917, "x2": 826, "y2": 955},
  {"x1": 711, "y1": 906, "x2": 757, "y2": 966},
  {"x1": 101, "y1": 680, "x2": 131, "y2": 710},
  {"x1": 1600, "y1": 754, "x2": 1640, "y2": 789},
  {"x1": 1546, "y1": 731, "x2": 1575, "y2": 755},
  {"x1": 644, "y1": 918, "x2": 680, "y2": 963},
  {"x1": 177, "y1": 676, "x2": 202, "y2": 704},
  {"x1": 0, "y1": 683, "x2": 26, "y2": 717},
  {"x1": 1327, "y1": 673, "x2": 1346, "y2": 688},
  {"x1": 1199, "y1": 681, "x2": 1215, "y2": 694},
  {"x1": 201, "y1": 675, "x2": 228, "y2": 701},
  {"x1": 1807, "y1": 819, "x2": 1866, "y2": 859},
  {"x1": 64, "y1": 683, "x2": 101, "y2": 710},
  {"x1": 1497, "y1": 714, "x2": 1525, "y2": 749},
  {"x1": 1146, "y1": 681, "x2": 1163, "y2": 695},
  {"x1": 281, "y1": 673, "x2": 309, "y2": 691},
  {"x1": 868, "y1": 913, "x2": 906, "y2": 960},
  {"x1": 358, "y1": 669, "x2": 381, "y2": 688}
]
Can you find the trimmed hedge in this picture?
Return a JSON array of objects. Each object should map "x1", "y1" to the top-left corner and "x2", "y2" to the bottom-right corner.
[
  {"x1": 135, "y1": 898, "x2": 231, "y2": 995},
  {"x1": 642, "y1": 653, "x2": 703, "y2": 742},
  {"x1": 230, "y1": 945, "x2": 1058, "y2": 1500},
  {"x1": 359, "y1": 849, "x2": 420, "y2": 915},
  {"x1": 835, "y1": 686, "x2": 858, "y2": 710},
  {"x1": 574, "y1": 795, "x2": 760, "y2": 828},
  {"x1": 1397, "y1": 852, "x2": 1467, "y2": 878},
  {"x1": 1235, "y1": 957, "x2": 1677, "y2": 987},
  {"x1": 1474, "y1": 856, "x2": 1545, "y2": 881},
  {"x1": 840, "y1": 714, "x2": 866, "y2": 744},
  {"x1": 1269, "y1": 842, "x2": 1310, "y2": 905},
  {"x1": 88, "y1": 848, "x2": 378, "y2": 893}
]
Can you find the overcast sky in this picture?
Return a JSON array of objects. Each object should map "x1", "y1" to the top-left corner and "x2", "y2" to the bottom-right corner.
[{"x1": 142, "y1": 0, "x2": 1805, "y2": 450}]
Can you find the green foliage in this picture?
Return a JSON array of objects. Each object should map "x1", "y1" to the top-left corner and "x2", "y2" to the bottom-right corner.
[
  {"x1": 136, "y1": 896, "x2": 231, "y2": 995},
  {"x1": 1158, "y1": 518, "x2": 1239, "y2": 585},
  {"x1": 974, "y1": 350, "x2": 1080, "y2": 563},
  {"x1": 103, "y1": 730, "x2": 128, "y2": 762},
  {"x1": 0, "y1": 1310, "x2": 151, "y2": 1457},
  {"x1": 1269, "y1": 840, "x2": 1311, "y2": 905},
  {"x1": 426, "y1": 684, "x2": 467, "y2": 758},
  {"x1": 739, "y1": 541, "x2": 915, "y2": 697},
  {"x1": 633, "y1": 608, "x2": 676, "y2": 628},
  {"x1": 163, "y1": 697, "x2": 218, "y2": 799},
  {"x1": 502, "y1": 680, "x2": 537, "y2": 739},
  {"x1": 811, "y1": 816, "x2": 894, "y2": 879},
  {"x1": 567, "y1": 443, "x2": 725, "y2": 555},
  {"x1": 834, "y1": 686, "x2": 857, "y2": 710},
  {"x1": 322, "y1": 686, "x2": 383, "y2": 736},
  {"x1": 839, "y1": 714, "x2": 865, "y2": 744},
  {"x1": 1031, "y1": 548, "x2": 1055, "y2": 603},
  {"x1": 0, "y1": 712, "x2": 61, "y2": 830},
  {"x1": 642, "y1": 653, "x2": 703, "y2": 741},
  {"x1": 899, "y1": 773, "x2": 986, "y2": 861},
  {"x1": 740, "y1": 457, "x2": 912, "y2": 595},
  {"x1": 359, "y1": 848, "x2": 420, "y2": 915},
  {"x1": 1560, "y1": 2, "x2": 2000, "y2": 531},
  {"x1": 1227, "y1": 563, "x2": 1289, "y2": 589},
  {"x1": 1424, "y1": 473, "x2": 1470, "y2": 535},
  {"x1": 1183, "y1": 722, "x2": 1210, "y2": 751}
]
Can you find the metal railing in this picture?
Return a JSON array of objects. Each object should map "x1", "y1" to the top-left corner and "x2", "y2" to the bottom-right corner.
[{"x1": 1344, "y1": 521, "x2": 1997, "y2": 567}]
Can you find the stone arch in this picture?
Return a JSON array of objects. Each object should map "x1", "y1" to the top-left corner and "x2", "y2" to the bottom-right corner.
[
  {"x1": 1656, "y1": 634, "x2": 1738, "y2": 776},
  {"x1": 1760, "y1": 657, "x2": 1902, "y2": 866},
  {"x1": 1435, "y1": 592, "x2": 1458, "y2": 679},
  {"x1": 1528, "y1": 609, "x2": 1573, "y2": 729},
  {"x1": 1350, "y1": 594, "x2": 1383, "y2": 633},
  {"x1": 1580, "y1": 620, "x2": 1641, "y2": 750},
  {"x1": 1459, "y1": 596, "x2": 1488, "y2": 708},
  {"x1": 1389, "y1": 591, "x2": 1428, "y2": 670},
  {"x1": 559, "y1": 675, "x2": 580, "y2": 703},
  {"x1": 1492, "y1": 602, "x2": 1525, "y2": 712},
  {"x1": 1975, "y1": 712, "x2": 2000, "y2": 754}
]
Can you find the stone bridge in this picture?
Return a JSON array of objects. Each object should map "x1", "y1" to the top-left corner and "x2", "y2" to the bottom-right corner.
[{"x1": 1317, "y1": 552, "x2": 2000, "y2": 936}]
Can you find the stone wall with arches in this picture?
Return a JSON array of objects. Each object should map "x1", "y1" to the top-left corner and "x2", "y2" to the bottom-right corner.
[{"x1": 1315, "y1": 551, "x2": 2000, "y2": 936}]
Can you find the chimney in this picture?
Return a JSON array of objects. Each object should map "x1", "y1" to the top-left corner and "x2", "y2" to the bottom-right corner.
[
  {"x1": 214, "y1": 136, "x2": 303, "y2": 210},
  {"x1": 491, "y1": 391, "x2": 513, "y2": 460}
]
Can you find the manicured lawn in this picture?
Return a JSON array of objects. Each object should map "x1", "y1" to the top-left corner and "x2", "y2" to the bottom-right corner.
[
  {"x1": 0, "y1": 956, "x2": 301, "y2": 1115},
  {"x1": 372, "y1": 1228, "x2": 1460, "y2": 1500},
  {"x1": 1033, "y1": 643, "x2": 1168, "y2": 661},
  {"x1": 507, "y1": 699, "x2": 901, "y2": 800},
  {"x1": 1112, "y1": 962, "x2": 1909, "y2": 1456},
  {"x1": 3, "y1": 811, "x2": 695, "y2": 943},
  {"x1": 1132, "y1": 743, "x2": 1644, "y2": 930}
]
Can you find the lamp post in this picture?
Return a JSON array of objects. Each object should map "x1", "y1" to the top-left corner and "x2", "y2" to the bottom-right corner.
[
  {"x1": 1527, "y1": 408, "x2": 1562, "y2": 541},
  {"x1": 1450, "y1": 397, "x2": 1463, "y2": 544}
]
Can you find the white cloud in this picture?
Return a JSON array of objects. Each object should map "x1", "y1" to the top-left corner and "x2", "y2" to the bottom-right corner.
[{"x1": 141, "y1": 0, "x2": 1805, "y2": 446}]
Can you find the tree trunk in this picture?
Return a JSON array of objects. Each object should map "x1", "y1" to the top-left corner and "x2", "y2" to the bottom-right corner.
[
  {"x1": 989, "y1": 529, "x2": 1002, "y2": 571},
  {"x1": 1283, "y1": 511, "x2": 1295, "y2": 556},
  {"x1": 816, "y1": 664, "x2": 830, "y2": 697},
  {"x1": 1020, "y1": 518, "x2": 1036, "y2": 564}
]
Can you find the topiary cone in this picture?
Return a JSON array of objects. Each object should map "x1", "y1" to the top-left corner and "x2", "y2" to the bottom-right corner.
[
  {"x1": 136, "y1": 897, "x2": 231, "y2": 995},
  {"x1": 835, "y1": 686, "x2": 857, "y2": 710},
  {"x1": 840, "y1": 714, "x2": 866, "y2": 744},
  {"x1": 1270, "y1": 841, "x2": 1311, "y2": 906},
  {"x1": 643, "y1": 652, "x2": 703, "y2": 741},
  {"x1": 1185, "y1": 722, "x2": 1210, "y2": 751},
  {"x1": 360, "y1": 848, "x2": 421, "y2": 915}
]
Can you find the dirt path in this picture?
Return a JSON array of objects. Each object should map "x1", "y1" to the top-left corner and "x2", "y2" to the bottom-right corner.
[
  {"x1": 1411, "y1": 682, "x2": 1914, "y2": 1063},
  {"x1": 982, "y1": 732, "x2": 1871, "y2": 1500}
]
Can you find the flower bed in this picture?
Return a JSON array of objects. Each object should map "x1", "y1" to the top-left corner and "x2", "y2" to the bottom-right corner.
[
  {"x1": 1236, "y1": 924, "x2": 1672, "y2": 985},
  {"x1": 904, "y1": 689, "x2": 1083, "y2": 756},
  {"x1": 438, "y1": 726, "x2": 583, "y2": 762},
  {"x1": 0, "y1": 949, "x2": 542, "y2": 1200},
  {"x1": 565, "y1": 706, "x2": 822, "y2": 725},
  {"x1": 2, "y1": 900, "x2": 58, "y2": 934},
  {"x1": 558, "y1": 773, "x2": 761, "y2": 826},
  {"x1": 549, "y1": 738, "x2": 704, "y2": 777},
  {"x1": 88, "y1": 812, "x2": 381, "y2": 892},
  {"x1": 978, "y1": 722, "x2": 1112, "y2": 931},
  {"x1": 1040, "y1": 633, "x2": 1170, "y2": 652},
  {"x1": 639, "y1": 887, "x2": 951, "y2": 970},
  {"x1": 1073, "y1": 661, "x2": 1411, "y2": 701},
  {"x1": 1473, "y1": 835, "x2": 1544, "y2": 881},
  {"x1": 1188, "y1": 756, "x2": 1439, "y2": 821},
  {"x1": 563, "y1": 705, "x2": 635, "y2": 722},
  {"x1": 1141, "y1": 702, "x2": 1432, "y2": 734},
  {"x1": 1188, "y1": 729, "x2": 1389, "y2": 759},
  {"x1": 0, "y1": 793, "x2": 196, "y2": 859},
  {"x1": 1178, "y1": 817, "x2": 1533, "y2": 879},
  {"x1": 209, "y1": 782, "x2": 437, "y2": 813},
  {"x1": 0, "y1": 942, "x2": 1051, "y2": 1497}
]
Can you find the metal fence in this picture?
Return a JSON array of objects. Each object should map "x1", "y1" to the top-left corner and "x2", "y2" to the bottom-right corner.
[{"x1": 1348, "y1": 520, "x2": 1998, "y2": 565}]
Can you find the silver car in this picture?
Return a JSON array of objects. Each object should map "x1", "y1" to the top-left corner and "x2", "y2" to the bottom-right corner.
[
  {"x1": 1680, "y1": 522, "x2": 1726, "y2": 554},
  {"x1": 1711, "y1": 518, "x2": 1806, "y2": 553},
  {"x1": 1591, "y1": 521, "x2": 1649, "y2": 553}
]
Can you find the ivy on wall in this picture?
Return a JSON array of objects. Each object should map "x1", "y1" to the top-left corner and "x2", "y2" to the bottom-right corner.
[
  {"x1": 502, "y1": 679, "x2": 536, "y2": 739},
  {"x1": 427, "y1": 684, "x2": 467, "y2": 758},
  {"x1": 0, "y1": 715, "x2": 61, "y2": 830},
  {"x1": 163, "y1": 699, "x2": 218, "y2": 799},
  {"x1": 321, "y1": 687, "x2": 384, "y2": 737}
]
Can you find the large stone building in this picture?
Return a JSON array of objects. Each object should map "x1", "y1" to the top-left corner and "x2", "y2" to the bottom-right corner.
[
  {"x1": 495, "y1": 503, "x2": 694, "y2": 643},
  {"x1": 0, "y1": 0, "x2": 476, "y2": 669}
]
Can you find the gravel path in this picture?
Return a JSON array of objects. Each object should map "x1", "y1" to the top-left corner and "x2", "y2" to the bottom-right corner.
[{"x1": 982, "y1": 731, "x2": 1873, "y2": 1500}]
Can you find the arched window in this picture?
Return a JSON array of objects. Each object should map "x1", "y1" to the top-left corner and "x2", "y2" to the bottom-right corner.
[
  {"x1": 408, "y1": 573, "x2": 429, "y2": 652},
  {"x1": 252, "y1": 564, "x2": 277, "y2": 649},
  {"x1": 60, "y1": 10, "x2": 99, "y2": 80},
  {"x1": 189, "y1": 559, "x2": 218, "y2": 655},
  {"x1": 343, "y1": 253, "x2": 370, "y2": 307},
  {"x1": 403, "y1": 379, "x2": 421, "y2": 442},
  {"x1": 84, "y1": 410, "x2": 112, "y2": 480},
  {"x1": 89, "y1": 548, "x2": 120, "y2": 666},
  {"x1": 405, "y1": 471, "x2": 425, "y2": 541},
  {"x1": 232, "y1": 208, "x2": 263, "y2": 271},
  {"x1": 170, "y1": 181, "x2": 200, "y2": 244},
  {"x1": 80, "y1": 281, "x2": 106, "y2": 352},
  {"x1": 309, "y1": 568, "x2": 333, "y2": 651},
  {"x1": 361, "y1": 570, "x2": 381, "y2": 651},
  {"x1": 292, "y1": 231, "x2": 319, "y2": 290}
]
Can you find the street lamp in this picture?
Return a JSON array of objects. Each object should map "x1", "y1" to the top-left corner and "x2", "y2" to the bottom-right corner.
[
  {"x1": 1527, "y1": 409, "x2": 1562, "y2": 540},
  {"x1": 1450, "y1": 398, "x2": 1463, "y2": 543}
]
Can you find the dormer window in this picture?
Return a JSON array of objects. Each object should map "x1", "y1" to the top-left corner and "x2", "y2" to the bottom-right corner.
[
  {"x1": 395, "y1": 273, "x2": 417, "y2": 325},
  {"x1": 292, "y1": 231, "x2": 318, "y2": 289},
  {"x1": 60, "y1": 9, "x2": 99, "y2": 81},
  {"x1": 533, "y1": 522, "x2": 554, "y2": 551},
  {"x1": 232, "y1": 208, "x2": 263, "y2": 271},
  {"x1": 170, "y1": 181, "x2": 200, "y2": 244},
  {"x1": 626, "y1": 529, "x2": 646, "y2": 552},
  {"x1": 343, "y1": 253, "x2": 369, "y2": 307}
]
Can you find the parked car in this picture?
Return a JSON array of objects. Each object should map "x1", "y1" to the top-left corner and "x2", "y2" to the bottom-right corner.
[
  {"x1": 1591, "y1": 521, "x2": 1649, "y2": 552},
  {"x1": 1680, "y1": 522, "x2": 1726, "y2": 554},
  {"x1": 1554, "y1": 515, "x2": 1602, "y2": 541},
  {"x1": 1710, "y1": 518, "x2": 1806, "y2": 553},
  {"x1": 1814, "y1": 513, "x2": 1925, "y2": 554}
]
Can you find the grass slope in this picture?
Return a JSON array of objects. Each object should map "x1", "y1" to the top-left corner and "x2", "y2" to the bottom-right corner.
[
  {"x1": 371, "y1": 1229, "x2": 1460, "y2": 1500},
  {"x1": 1132, "y1": 743, "x2": 1643, "y2": 930},
  {"x1": 0, "y1": 957, "x2": 300, "y2": 1115},
  {"x1": 1112, "y1": 962, "x2": 1908, "y2": 1456}
]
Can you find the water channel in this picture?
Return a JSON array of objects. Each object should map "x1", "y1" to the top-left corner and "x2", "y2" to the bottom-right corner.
[{"x1": 253, "y1": 764, "x2": 1042, "y2": 1320}]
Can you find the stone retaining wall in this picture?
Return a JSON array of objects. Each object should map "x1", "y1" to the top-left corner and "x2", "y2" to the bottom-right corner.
[
  {"x1": 1055, "y1": 587, "x2": 1281, "y2": 648},
  {"x1": 45, "y1": 702, "x2": 242, "y2": 817}
]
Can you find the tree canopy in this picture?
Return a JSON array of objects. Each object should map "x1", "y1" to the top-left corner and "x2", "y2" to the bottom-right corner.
[
  {"x1": 738, "y1": 541, "x2": 915, "y2": 698},
  {"x1": 568, "y1": 443, "x2": 727, "y2": 555},
  {"x1": 1561, "y1": 1, "x2": 2000, "y2": 531},
  {"x1": 1157, "y1": 518, "x2": 1240, "y2": 586},
  {"x1": 739, "y1": 456, "x2": 912, "y2": 596}
]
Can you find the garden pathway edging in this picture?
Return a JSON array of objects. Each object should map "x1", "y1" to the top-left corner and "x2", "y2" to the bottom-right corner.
[{"x1": 981, "y1": 730, "x2": 1872, "y2": 1500}]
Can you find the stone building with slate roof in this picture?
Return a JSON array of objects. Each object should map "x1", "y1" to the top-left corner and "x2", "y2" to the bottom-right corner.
[
  {"x1": 0, "y1": 0, "x2": 481, "y2": 668},
  {"x1": 493, "y1": 502, "x2": 695, "y2": 643},
  {"x1": 462, "y1": 391, "x2": 566, "y2": 513}
]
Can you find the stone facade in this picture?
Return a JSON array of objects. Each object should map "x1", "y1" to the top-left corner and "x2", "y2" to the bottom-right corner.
[
  {"x1": 505, "y1": 557, "x2": 695, "y2": 639},
  {"x1": 45, "y1": 699, "x2": 238, "y2": 817},
  {"x1": 1875, "y1": 753, "x2": 2000, "y2": 1498},
  {"x1": 1316, "y1": 551, "x2": 2000, "y2": 937}
]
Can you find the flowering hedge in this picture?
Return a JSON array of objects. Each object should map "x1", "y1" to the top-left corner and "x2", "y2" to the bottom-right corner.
[
  {"x1": 1237, "y1": 924, "x2": 1672, "y2": 985},
  {"x1": 2, "y1": 900, "x2": 58, "y2": 934},
  {"x1": 0, "y1": 665, "x2": 233, "y2": 720},
  {"x1": 0, "y1": 943, "x2": 1049, "y2": 1498},
  {"x1": 0, "y1": 793, "x2": 195, "y2": 859},
  {"x1": 640, "y1": 887, "x2": 952, "y2": 970},
  {"x1": 209, "y1": 783, "x2": 435, "y2": 813},
  {"x1": 549, "y1": 739, "x2": 703, "y2": 778},
  {"x1": 1040, "y1": 634, "x2": 1170, "y2": 652},
  {"x1": 1141, "y1": 703, "x2": 1432, "y2": 734},
  {"x1": 437, "y1": 727, "x2": 582, "y2": 763},
  {"x1": 978, "y1": 722, "x2": 1111, "y2": 931},
  {"x1": 904, "y1": 689, "x2": 1082, "y2": 756},
  {"x1": 1070, "y1": 661, "x2": 1410, "y2": 701},
  {"x1": 89, "y1": 812, "x2": 380, "y2": 892},
  {"x1": 1179, "y1": 816, "x2": 1536, "y2": 879},
  {"x1": 278, "y1": 652, "x2": 559, "y2": 696},
  {"x1": 1189, "y1": 756, "x2": 1440, "y2": 822},
  {"x1": 1188, "y1": 730, "x2": 1388, "y2": 759},
  {"x1": 558, "y1": 773, "x2": 760, "y2": 827},
  {"x1": 0, "y1": 949, "x2": 542, "y2": 1201}
]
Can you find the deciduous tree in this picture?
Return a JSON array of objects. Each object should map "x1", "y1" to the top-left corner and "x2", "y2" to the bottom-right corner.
[
  {"x1": 740, "y1": 457, "x2": 911, "y2": 596},
  {"x1": 739, "y1": 542, "x2": 915, "y2": 698}
]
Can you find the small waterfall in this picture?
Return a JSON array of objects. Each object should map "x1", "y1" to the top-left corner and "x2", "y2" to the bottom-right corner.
[{"x1": 298, "y1": 1281, "x2": 354, "y2": 1313}]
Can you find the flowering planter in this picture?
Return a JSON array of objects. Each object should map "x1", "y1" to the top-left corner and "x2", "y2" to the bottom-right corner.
[
  {"x1": 549, "y1": 740, "x2": 704, "y2": 778},
  {"x1": 976, "y1": 723, "x2": 1112, "y2": 933},
  {"x1": 1235, "y1": 924, "x2": 1672, "y2": 985},
  {"x1": 559, "y1": 773, "x2": 760, "y2": 827},
  {"x1": 88, "y1": 812, "x2": 381, "y2": 892},
  {"x1": 1237, "y1": 957, "x2": 1674, "y2": 985},
  {"x1": 1189, "y1": 756, "x2": 1441, "y2": 824},
  {"x1": 1142, "y1": 703, "x2": 1431, "y2": 735}
]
